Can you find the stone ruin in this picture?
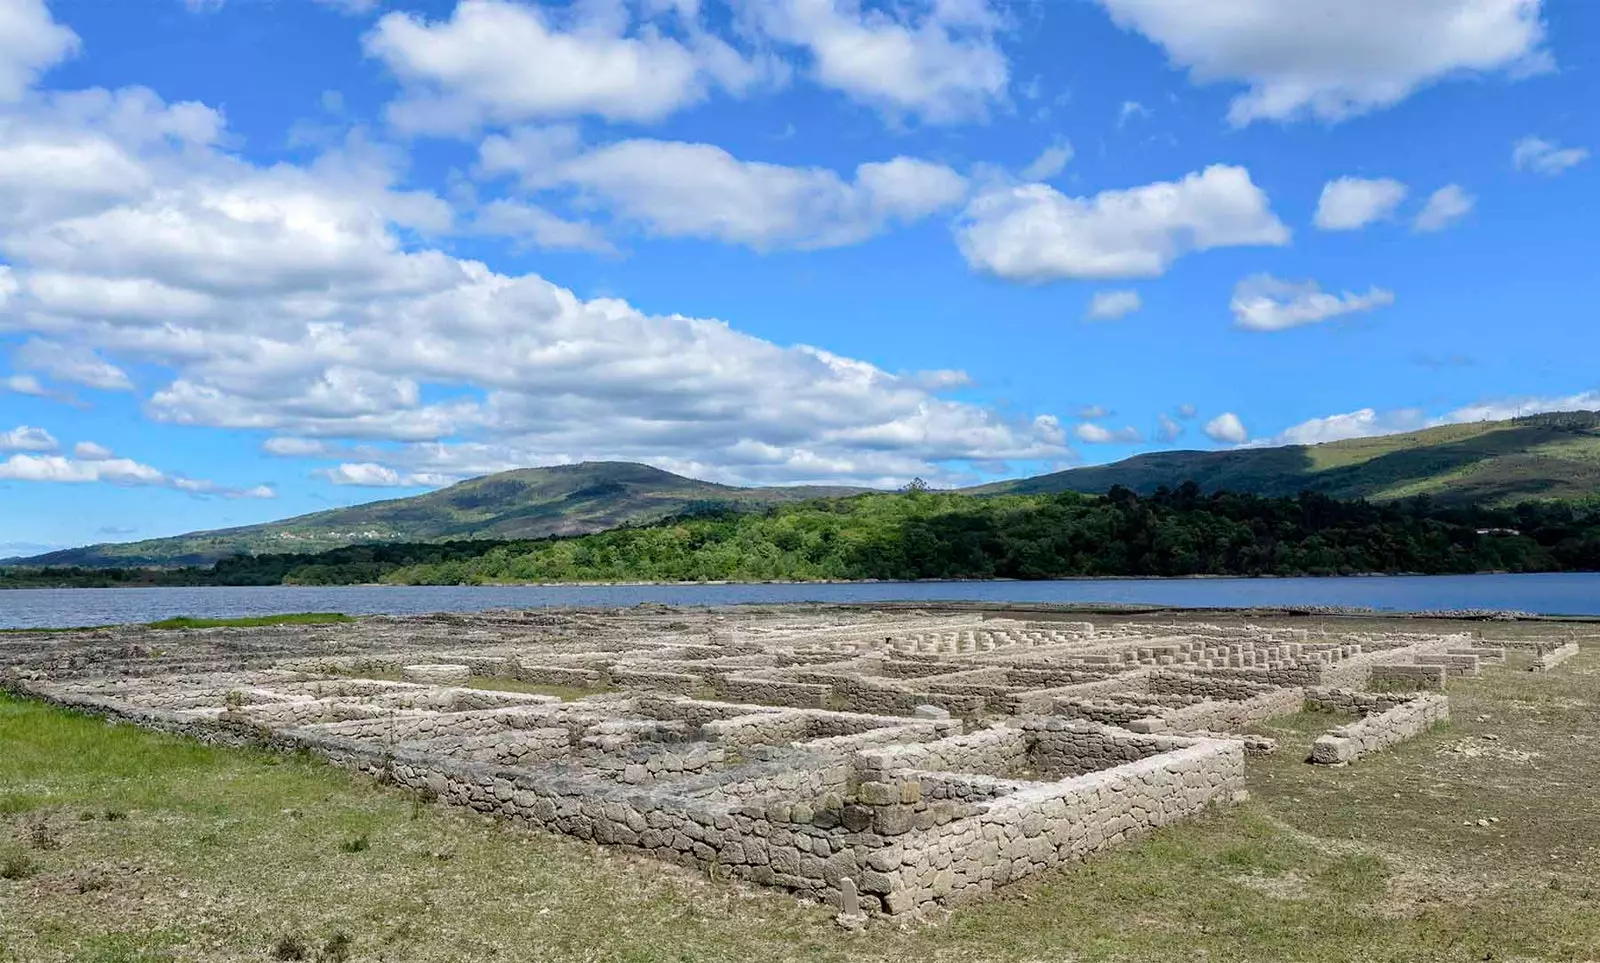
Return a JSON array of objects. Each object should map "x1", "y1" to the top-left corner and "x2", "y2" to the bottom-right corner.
[{"x1": 0, "y1": 609, "x2": 1577, "y2": 921}]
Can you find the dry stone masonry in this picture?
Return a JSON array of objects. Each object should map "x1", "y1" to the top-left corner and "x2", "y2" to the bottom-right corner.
[{"x1": 0, "y1": 608, "x2": 1573, "y2": 919}]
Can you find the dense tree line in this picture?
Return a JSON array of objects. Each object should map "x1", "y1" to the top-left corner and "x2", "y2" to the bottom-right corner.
[{"x1": 5, "y1": 486, "x2": 1600, "y2": 589}]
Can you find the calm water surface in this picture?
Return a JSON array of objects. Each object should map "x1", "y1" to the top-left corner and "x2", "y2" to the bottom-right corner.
[{"x1": 2, "y1": 573, "x2": 1598, "y2": 629}]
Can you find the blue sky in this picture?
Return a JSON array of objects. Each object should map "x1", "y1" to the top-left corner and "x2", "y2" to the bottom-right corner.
[{"x1": 0, "y1": 0, "x2": 1596, "y2": 554}]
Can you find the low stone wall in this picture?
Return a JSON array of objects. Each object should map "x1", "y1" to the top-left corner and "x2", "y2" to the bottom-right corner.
[
  {"x1": 1129, "y1": 687, "x2": 1305, "y2": 735},
  {"x1": 1532, "y1": 642, "x2": 1580, "y2": 672},
  {"x1": 1309, "y1": 692, "x2": 1448, "y2": 765},
  {"x1": 512, "y1": 664, "x2": 608, "y2": 687},
  {"x1": 718, "y1": 677, "x2": 830, "y2": 709},
  {"x1": 610, "y1": 669, "x2": 705, "y2": 695},
  {"x1": 402, "y1": 664, "x2": 472, "y2": 685},
  {"x1": 1369, "y1": 664, "x2": 1447, "y2": 691},
  {"x1": 875, "y1": 737, "x2": 1245, "y2": 913}
]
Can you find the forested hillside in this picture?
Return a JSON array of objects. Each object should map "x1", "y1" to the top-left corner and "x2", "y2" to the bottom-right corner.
[{"x1": 8, "y1": 486, "x2": 1598, "y2": 589}]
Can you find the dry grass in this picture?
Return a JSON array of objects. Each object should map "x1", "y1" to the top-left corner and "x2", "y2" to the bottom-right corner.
[{"x1": 3, "y1": 621, "x2": 1598, "y2": 962}]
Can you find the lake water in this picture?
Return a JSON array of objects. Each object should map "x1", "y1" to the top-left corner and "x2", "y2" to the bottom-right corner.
[{"x1": 2, "y1": 573, "x2": 1598, "y2": 629}]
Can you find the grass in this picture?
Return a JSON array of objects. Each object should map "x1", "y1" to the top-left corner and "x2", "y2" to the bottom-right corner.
[
  {"x1": 142, "y1": 613, "x2": 354, "y2": 630},
  {"x1": 3, "y1": 630, "x2": 1598, "y2": 961}
]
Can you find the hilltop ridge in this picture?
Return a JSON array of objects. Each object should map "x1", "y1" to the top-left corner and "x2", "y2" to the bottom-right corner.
[{"x1": 10, "y1": 412, "x2": 1599, "y2": 569}]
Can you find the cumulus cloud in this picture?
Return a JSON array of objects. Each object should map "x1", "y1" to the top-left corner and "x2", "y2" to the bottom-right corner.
[
  {"x1": 1019, "y1": 142, "x2": 1073, "y2": 182},
  {"x1": 1203, "y1": 412, "x2": 1248, "y2": 445},
  {"x1": 0, "y1": 0, "x2": 79, "y2": 102},
  {"x1": 1075, "y1": 422, "x2": 1143, "y2": 444},
  {"x1": 262, "y1": 437, "x2": 330, "y2": 457},
  {"x1": 1271, "y1": 407, "x2": 1426, "y2": 446},
  {"x1": 1085, "y1": 289, "x2": 1141, "y2": 321},
  {"x1": 1258, "y1": 394, "x2": 1600, "y2": 449},
  {"x1": 313, "y1": 462, "x2": 446, "y2": 487},
  {"x1": 1096, "y1": 0, "x2": 1551, "y2": 125},
  {"x1": 0, "y1": 424, "x2": 57, "y2": 451},
  {"x1": 481, "y1": 132, "x2": 968, "y2": 250},
  {"x1": 1440, "y1": 391, "x2": 1600, "y2": 425},
  {"x1": 72, "y1": 440, "x2": 113, "y2": 459},
  {"x1": 1075, "y1": 405, "x2": 1111, "y2": 420},
  {"x1": 366, "y1": 0, "x2": 775, "y2": 132},
  {"x1": 3, "y1": 373, "x2": 49, "y2": 396},
  {"x1": 1512, "y1": 136, "x2": 1590, "y2": 176},
  {"x1": 12, "y1": 338, "x2": 133, "y2": 390},
  {"x1": 0, "y1": 450, "x2": 274, "y2": 497},
  {"x1": 0, "y1": 73, "x2": 1067, "y2": 489},
  {"x1": 1175, "y1": 403, "x2": 1198, "y2": 419},
  {"x1": 1413, "y1": 184, "x2": 1475, "y2": 233},
  {"x1": 1231, "y1": 275, "x2": 1394, "y2": 332},
  {"x1": 957, "y1": 165, "x2": 1288, "y2": 282},
  {"x1": 1313, "y1": 177, "x2": 1407, "y2": 231},
  {"x1": 1155, "y1": 412, "x2": 1183, "y2": 442},
  {"x1": 751, "y1": 0, "x2": 1009, "y2": 124},
  {"x1": 470, "y1": 199, "x2": 614, "y2": 253}
]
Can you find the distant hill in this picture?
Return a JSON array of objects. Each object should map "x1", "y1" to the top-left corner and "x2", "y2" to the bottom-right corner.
[
  {"x1": 11, "y1": 412, "x2": 1600, "y2": 570},
  {"x1": 8, "y1": 462, "x2": 867, "y2": 568},
  {"x1": 971, "y1": 411, "x2": 1600, "y2": 506}
]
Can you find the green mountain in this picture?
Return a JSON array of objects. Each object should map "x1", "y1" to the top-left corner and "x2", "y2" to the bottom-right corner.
[
  {"x1": 9, "y1": 462, "x2": 866, "y2": 568},
  {"x1": 11, "y1": 411, "x2": 1600, "y2": 570},
  {"x1": 972, "y1": 411, "x2": 1600, "y2": 506}
]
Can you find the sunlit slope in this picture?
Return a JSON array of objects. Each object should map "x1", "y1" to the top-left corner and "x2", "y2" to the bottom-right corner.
[
  {"x1": 10, "y1": 462, "x2": 867, "y2": 567},
  {"x1": 972, "y1": 412, "x2": 1600, "y2": 506}
]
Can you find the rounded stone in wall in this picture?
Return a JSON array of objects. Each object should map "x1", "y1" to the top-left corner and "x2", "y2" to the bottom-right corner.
[{"x1": 402, "y1": 663, "x2": 472, "y2": 685}]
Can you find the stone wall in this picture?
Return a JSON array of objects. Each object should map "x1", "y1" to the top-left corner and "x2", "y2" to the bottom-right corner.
[
  {"x1": 1309, "y1": 691, "x2": 1449, "y2": 765},
  {"x1": 1369, "y1": 663, "x2": 1447, "y2": 691},
  {"x1": 1532, "y1": 642, "x2": 1580, "y2": 672}
]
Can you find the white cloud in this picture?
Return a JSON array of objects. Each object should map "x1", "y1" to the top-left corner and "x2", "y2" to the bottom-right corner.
[
  {"x1": 3, "y1": 373, "x2": 49, "y2": 396},
  {"x1": 1175, "y1": 403, "x2": 1197, "y2": 419},
  {"x1": 1203, "y1": 412, "x2": 1248, "y2": 444},
  {"x1": 1155, "y1": 412, "x2": 1182, "y2": 442},
  {"x1": 1097, "y1": 0, "x2": 1551, "y2": 125},
  {"x1": 752, "y1": 0, "x2": 1009, "y2": 124},
  {"x1": 0, "y1": 424, "x2": 57, "y2": 451},
  {"x1": 1019, "y1": 142, "x2": 1072, "y2": 182},
  {"x1": 1313, "y1": 177, "x2": 1408, "y2": 231},
  {"x1": 957, "y1": 165, "x2": 1288, "y2": 282},
  {"x1": 0, "y1": 82, "x2": 1068, "y2": 490},
  {"x1": 262, "y1": 437, "x2": 329, "y2": 457},
  {"x1": 72, "y1": 440, "x2": 113, "y2": 459},
  {"x1": 1085, "y1": 289, "x2": 1141, "y2": 321},
  {"x1": 1075, "y1": 422, "x2": 1143, "y2": 444},
  {"x1": 0, "y1": 0, "x2": 79, "y2": 102},
  {"x1": 1512, "y1": 136, "x2": 1590, "y2": 176},
  {"x1": 1076, "y1": 405, "x2": 1111, "y2": 420},
  {"x1": 1231, "y1": 274, "x2": 1394, "y2": 331},
  {"x1": 1117, "y1": 100, "x2": 1151, "y2": 127},
  {"x1": 12, "y1": 338, "x2": 133, "y2": 390},
  {"x1": 366, "y1": 0, "x2": 775, "y2": 132},
  {"x1": 1272, "y1": 407, "x2": 1426, "y2": 446},
  {"x1": 0, "y1": 451, "x2": 273, "y2": 497},
  {"x1": 471, "y1": 199, "x2": 613, "y2": 253},
  {"x1": 482, "y1": 133, "x2": 968, "y2": 250},
  {"x1": 1412, "y1": 184, "x2": 1475, "y2": 233},
  {"x1": 1440, "y1": 391, "x2": 1600, "y2": 425},
  {"x1": 315, "y1": 462, "x2": 419, "y2": 487},
  {"x1": 1258, "y1": 394, "x2": 1600, "y2": 449},
  {"x1": 315, "y1": 0, "x2": 382, "y2": 13}
]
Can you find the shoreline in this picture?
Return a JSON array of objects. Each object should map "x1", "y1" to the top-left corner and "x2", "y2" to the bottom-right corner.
[{"x1": 3, "y1": 568, "x2": 1562, "y2": 591}]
